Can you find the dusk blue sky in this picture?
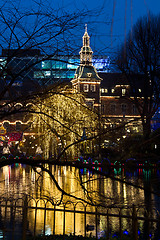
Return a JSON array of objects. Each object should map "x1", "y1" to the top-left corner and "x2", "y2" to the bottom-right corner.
[{"x1": 1, "y1": 0, "x2": 159, "y2": 56}]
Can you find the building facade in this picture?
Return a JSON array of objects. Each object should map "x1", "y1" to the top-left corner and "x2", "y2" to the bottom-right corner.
[
  {"x1": 71, "y1": 25, "x2": 102, "y2": 108},
  {"x1": 1, "y1": 49, "x2": 110, "y2": 86},
  {"x1": 71, "y1": 26, "x2": 142, "y2": 134},
  {"x1": 0, "y1": 27, "x2": 145, "y2": 158}
]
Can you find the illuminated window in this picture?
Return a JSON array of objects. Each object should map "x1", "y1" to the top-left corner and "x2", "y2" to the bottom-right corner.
[
  {"x1": 87, "y1": 73, "x2": 92, "y2": 77},
  {"x1": 44, "y1": 71, "x2": 51, "y2": 76},
  {"x1": 67, "y1": 71, "x2": 75, "y2": 78},
  {"x1": 122, "y1": 89, "x2": 126, "y2": 96},
  {"x1": 0, "y1": 58, "x2": 7, "y2": 69},
  {"x1": 34, "y1": 71, "x2": 44, "y2": 78},
  {"x1": 51, "y1": 60, "x2": 56, "y2": 69},
  {"x1": 101, "y1": 88, "x2": 108, "y2": 94},
  {"x1": 138, "y1": 89, "x2": 141, "y2": 92},
  {"x1": 67, "y1": 58, "x2": 80, "y2": 69},
  {"x1": 83, "y1": 84, "x2": 89, "y2": 92},
  {"x1": 34, "y1": 71, "x2": 51, "y2": 78},
  {"x1": 52, "y1": 61, "x2": 64, "y2": 69},
  {"x1": 58, "y1": 61, "x2": 67, "y2": 69},
  {"x1": 42, "y1": 61, "x2": 51, "y2": 69},
  {"x1": 101, "y1": 88, "x2": 104, "y2": 93},
  {"x1": 111, "y1": 89, "x2": 115, "y2": 93},
  {"x1": 90, "y1": 85, "x2": 96, "y2": 92}
]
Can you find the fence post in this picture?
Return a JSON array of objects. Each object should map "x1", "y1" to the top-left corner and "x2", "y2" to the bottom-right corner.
[
  {"x1": 3, "y1": 200, "x2": 7, "y2": 239},
  {"x1": 63, "y1": 205, "x2": 65, "y2": 236},
  {"x1": 119, "y1": 209, "x2": 122, "y2": 240},
  {"x1": 95, "y1": 207, "x2": 98, "y2": 239},
  {"x1": 132, "y1": 204, "x2": 138, "y2": 240},
  {"x1": 33, "y1": 202, "x2": 37, "y2": 239},
  {"x1": 43, "y1": 204, "x2": 47, "y2": 236},
  {"x1": 11, "y1": 201, "x2": 15, "y2": 240},
  {"x1": 74, "y1": 206, "x2": 76, "y2": 236},
  {"x1": 84, "y1": 206, "x2": 86, "y2": 237},
  {"x1": 22, "y1": 196, "x2": 28, "y2": 240},
  {"x1": 106, "y1": 209, "x2": 109, "y2": 240},
  {"x1": 53, "y1": 205, "x2": 56, "y2": 235}
]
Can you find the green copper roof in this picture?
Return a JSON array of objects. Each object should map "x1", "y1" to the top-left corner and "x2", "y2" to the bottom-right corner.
[{"x1": 74, "y1": 65, "x2": 102, "y2": 81}]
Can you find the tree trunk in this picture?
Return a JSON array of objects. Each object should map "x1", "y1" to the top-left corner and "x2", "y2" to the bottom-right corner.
[{"x1": 142, "y1": 117, "x2": 151, "y2": 140}]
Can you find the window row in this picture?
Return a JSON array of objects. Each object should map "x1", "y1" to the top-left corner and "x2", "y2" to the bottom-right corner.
[
  {"x1": 83, "y1": 84, "x2": 96, "y2": 92},
  {"x1": 41, "y1": 60, "x2": 80, "y2": 70},
  {"x1": 34, "y1": 70, "x2": 75, "y2": 79},
  {"x1": 33, "y1": 58, "x2": 109, "y2": 71},
  {"x1": 101, "y1": 88, "x2": 142, "y2": 95}
]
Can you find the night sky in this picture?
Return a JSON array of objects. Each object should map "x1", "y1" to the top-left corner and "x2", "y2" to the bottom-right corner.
[{"x1": 0, "y1": 0, "x2": 159, "y2": 56}]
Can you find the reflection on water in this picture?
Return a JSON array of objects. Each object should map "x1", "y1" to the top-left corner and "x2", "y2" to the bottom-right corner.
[{"x1": 0, "y1": 164, "x2": 160, "y2": 238}]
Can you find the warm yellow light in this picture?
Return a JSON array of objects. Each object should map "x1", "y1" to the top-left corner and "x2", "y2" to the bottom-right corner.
[{"x1": 31, "y1": 88, "x2": 98, "y2": 159}]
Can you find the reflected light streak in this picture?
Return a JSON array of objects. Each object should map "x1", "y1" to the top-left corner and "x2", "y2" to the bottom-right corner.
[
  {"x1": 31, "y1": 169, "x2": 35, "y2": 183},
  {"x1": 3, "y1": 166, "x2": 10, "y2": 186},
  {"x1": 63, "y1": 166, "x2": 67, "y2": 176},
  {"x1": 123, "y1": 184, "x2": 127, "y2": 203},
  {"x1": 117, "y1": 181, "x2": 120, "y2": 195}
]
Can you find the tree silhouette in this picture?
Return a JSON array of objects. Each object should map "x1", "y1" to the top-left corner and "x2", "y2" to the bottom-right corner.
[{"x1": 116, "y1": 13, "x2": 160, "y2": 139}]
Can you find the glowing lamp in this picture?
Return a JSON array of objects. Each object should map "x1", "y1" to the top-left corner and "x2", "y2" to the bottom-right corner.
[
  {"x1": 123, "y1": 229, "x2": 129, "y2": 235},
  {"x1": 138, "y1": 229, "x2": 141, "y2": 235}
]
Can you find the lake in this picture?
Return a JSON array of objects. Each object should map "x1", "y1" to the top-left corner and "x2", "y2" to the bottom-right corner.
[{"x1": 0, "y1": 163, "x2": 160, "y2": 239}]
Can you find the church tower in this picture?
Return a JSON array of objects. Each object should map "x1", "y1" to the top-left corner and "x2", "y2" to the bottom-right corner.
[{"x1": 71, "y1": 25, "x2": 102, "y2": 108}]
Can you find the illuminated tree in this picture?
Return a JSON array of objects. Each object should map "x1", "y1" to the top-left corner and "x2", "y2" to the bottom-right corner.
[{"x1": 30, "y1": 85, "x2": 99, "y2": 159}]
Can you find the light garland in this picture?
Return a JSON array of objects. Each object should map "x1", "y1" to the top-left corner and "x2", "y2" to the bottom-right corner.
[{"x1": 31, "y1": 88, "x2": 98, "y2": 159}]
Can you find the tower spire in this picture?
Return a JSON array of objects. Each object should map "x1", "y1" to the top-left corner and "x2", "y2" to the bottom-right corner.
[
  {"x1": 85, "y1": 23, "x2": 87, "y2": 32},
  {"x1": 79, "y1": 24, "x2": 93, "y2": 66}
]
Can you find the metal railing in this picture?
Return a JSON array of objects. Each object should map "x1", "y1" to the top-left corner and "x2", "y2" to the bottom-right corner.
[{"x1": 0, "y1": 196, "x2": 160, "y2": 240}]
